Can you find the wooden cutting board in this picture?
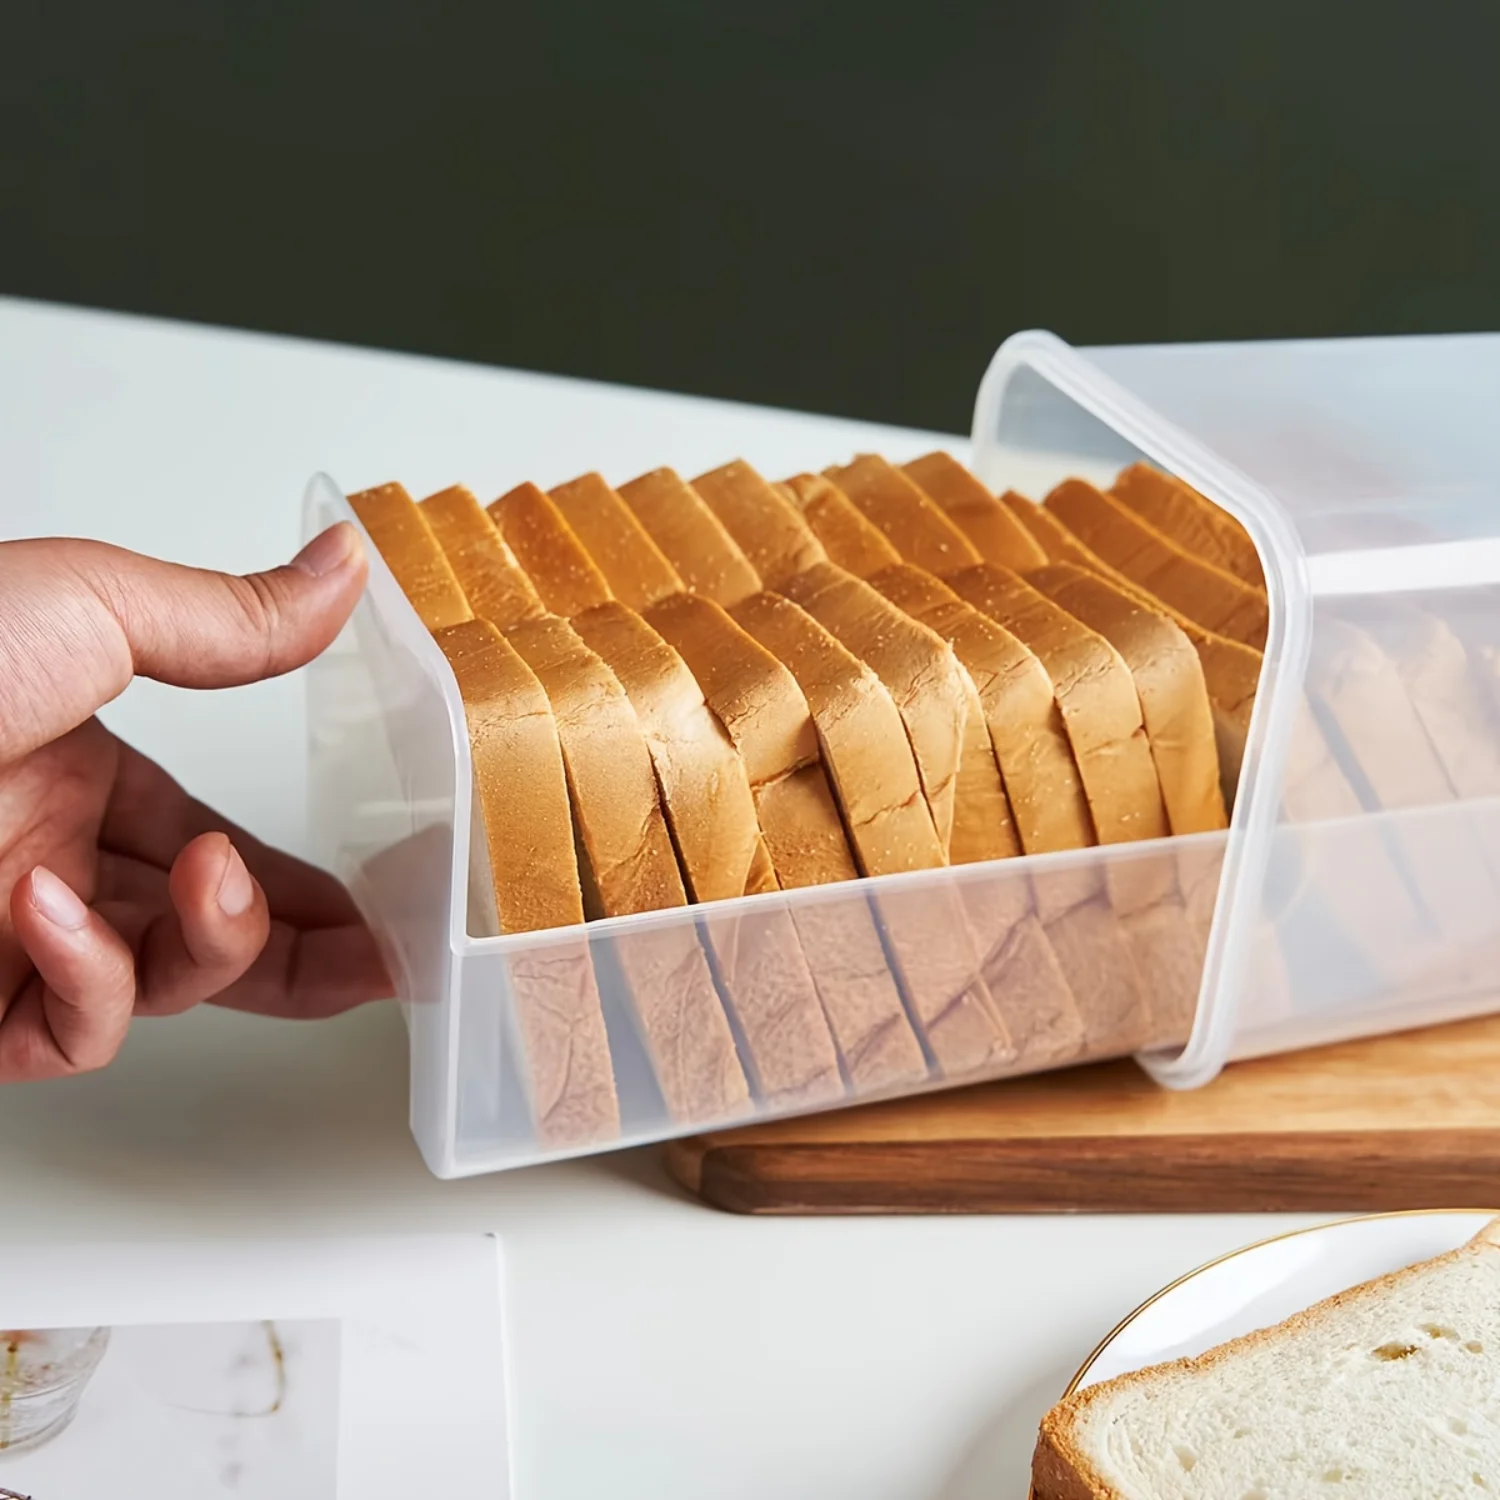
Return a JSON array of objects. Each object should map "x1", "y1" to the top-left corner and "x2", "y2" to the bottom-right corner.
[{"x1": 665, "y1": 1014, "x2": 1500, "y2": 1214}]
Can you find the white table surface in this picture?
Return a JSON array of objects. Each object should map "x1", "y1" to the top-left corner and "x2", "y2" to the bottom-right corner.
[{"x1": 0, "y1": 295, "x2": 1325, "y2": 1500}]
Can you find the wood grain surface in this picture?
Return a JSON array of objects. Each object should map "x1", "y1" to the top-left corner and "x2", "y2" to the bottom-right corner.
[{"x1": 665, "y1": 1014, "x2": 1500, "y2": 1214}]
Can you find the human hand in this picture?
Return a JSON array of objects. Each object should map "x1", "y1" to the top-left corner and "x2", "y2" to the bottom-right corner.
[{"x1": 0, "y1": 523, "x2": 391, "y2": 1082}]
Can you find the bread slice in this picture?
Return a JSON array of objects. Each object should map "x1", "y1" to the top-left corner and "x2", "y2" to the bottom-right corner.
[
  {"x1": 503, "y1": 613, "x2": 748, "y2": 1123},
  {"x1": 418, "y1": 485, "x2": 546, "y2": 630},
  {"x1": 825, "y1": 453, "x2": 984, "y2": 576},
  {"x1": 1029, "y1": 564, "x2": 1227, "y2": 837},
  {"x1": 1110, "y1": 461, "x2": 1264, "y2": 590},
  {"x1": 616, "y1": 466, "x2": 763, "y2": 607},
  {"x1": 780, "y1": 560, "x2": 990, "y2": 860},
  {"x1": 433, "y1": 619, "x2": 619, "y2": 1147},
  {"x1": 692, "y1": 460, "x2": 828, "y2": 587},
  {"x1": 1043, "y1": 479, "x2": 1268, "y2": 652},
  {"x1": 548, "y1": 471, "x2": 685, "y2": 610},
  {"x1": 779, "y1": 472, "x2": 903, "y2": 578},
  {"x1": 569, "y1": 599, "x2": 842, "y2": 1111},
  {"x1": 730, "y1": 590, "x2": 1015, "y2": 1078},
  {"x1": 1034, "y1": 1216, "x2": 1500, "y2": 1499},
  {"x1": 901, "y1": 451, "x2": 1048, "y2": 572},
  {"x1": 488, "y1": 482, "x2": 613, "y2": 617},
  {"x1": 1001, "y1": 488, "x2": 1260, "y2": 807},
  {"x1": 349, "y1": 482, "x2": 472, "y2": 631},
  {"x1": 644, "y1": 592, "x2": 925, "y2": 1091},
  {"x1": 865, "y1": 562, "x2": 1088, "y2": 1066}
]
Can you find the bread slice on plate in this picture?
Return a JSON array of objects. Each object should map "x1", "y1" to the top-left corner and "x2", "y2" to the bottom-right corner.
[
  {"x1": 433, "y1": 618, "x2": 619, "y2": 1148},
  {"x1": 570, "y1": 599, "x2": 844, "y2": 1109},
  {"x1": 548, "y1": 471, "x2": 684, "y2": 610},
  {"x1": 617, "y1": 466, "x2": 763, "y2": 607},
  {"x1": 1034, "y1": 1216, "x2": 1500, "y2": 1499},
  {"x1": 901, "y1": 450, "x2": 1049, "y2": 572},
  {"x1": 349, "y1": 481, "x2": 473, "y2": 631},
  {"x1": 644, "y1": 591, "x2": 926, "y2": 1092}
]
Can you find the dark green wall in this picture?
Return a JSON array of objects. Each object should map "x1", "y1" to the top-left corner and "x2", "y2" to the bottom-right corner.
[{"x1": 4, "y1": 2, "x2": 1497, "y2": 431}]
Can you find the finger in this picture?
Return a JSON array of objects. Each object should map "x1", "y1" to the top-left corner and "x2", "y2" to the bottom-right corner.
[
  {"x1": 0, "y1": 525, "x2": 367, "y2": 761},
  {"x1": 102, "y1": 742, "x2": 360, "y2": 928},
  {"x1": 124, "y1": 833, "x2": 273, "y2": 1018},
  {"x1": 209, "y1": 921, "x2": 393, "y2": 1020},
  {"x1": 4, "y1": 866, "x2": 136, "y2": 1078}
]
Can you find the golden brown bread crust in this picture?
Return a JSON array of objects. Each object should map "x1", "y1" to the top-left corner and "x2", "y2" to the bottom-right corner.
[
  {"x1": 644, "y1": 592, "x2": 857, "y2": 889},
  {"x1": 549, "y1": 471, "x2": 685, "y2": 610},
  {"x1": 503, "y1": 614, "x2": 685, "y2": 917},
  {"x1": 868, "y1": 563, "x2": 1091, "y2": 855},
  {"x1": 1044, "y1": 479, "x2": 1268, "y2": 652},
  {"x1": 641, "y1": 592, "x2": 926, "y2": 1092},
  {"x1": 1030, "y1": 564, "x2": 1227, "y2": 837},
  {"x1": 1033, "y1": 1216, "x2": 1500, "y2": 1500},
  {"x1": 826, "y1": 454, "x2": 984, "y2": 576},
  {"x1": 780, "y1": 472, "x2": 903, "y2": 578},
  {"x1": 944, "y1": 565, "x2": 1170, "y2": 847},
  {"x1": 692, "y1": 460, "x2": 828, "y2": 587},
  {"x1": 419, "y1": 484, "x2": 546, "y2": 631},
  {"x1": 1001, "y1": 489, "x2": 1260, "y2": 807},
  {"x1": 731, "y1": 591, "x2": 1015, "y2": 1077},
  {"x1": 1111, "y1": 461, "x2": 1264, "y2": 589},
  {"x1": 349, "y1": 481, "x2": 472, "y2": 632},
  {"x1": 781, "y1": 561, "x2": 978, "y2": 858},
  {"x1": 617, "y1": 466, "x2": 762, "y2": 606},
  {"x1": 489, "y1": 482, "x2": 613, "y2": 617},
  {"x1": 433, "y1": 619, "x2": 619, "y2": 1147},
  {"x1": 902, "y1": 451, "x2": 1049, "y2": 572},
  {"x1": 729, "y1": 591, "x2": 945, "y2": 877}
]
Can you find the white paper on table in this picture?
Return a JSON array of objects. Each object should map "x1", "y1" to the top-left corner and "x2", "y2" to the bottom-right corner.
[{"x1": 0, "y1": 1236, "x2": 509, "y2": 1500}]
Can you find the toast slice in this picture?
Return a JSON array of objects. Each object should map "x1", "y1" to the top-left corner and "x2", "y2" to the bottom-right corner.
[
  {"x1": 1110, "y1": 461, "x2": 1264, "y2": 589},
  {"x1": 349, "y1": 481, "x2": 472, "y2": 631},
  {"x1": 488, "y1": 482, "x2": 613, "y2": 617},
  {"x1": 548, "y1": 471, "x2": 685, "y2": 610},
  {"x1": 731, "y1": 590, "x2": 1015, "y2": 1078},
  {"x1": 418, "y1": 485, "x2": 547, "y2": 630},
  {"x1": 779, "y1": 472, "x2": 903, "y2": 578},
  {"x1": 617, "y1": 466, "x2": 763, "y2": 607},
  {"x1": 433, "y1": 619, "x2": 619, "y2": 1147},
  {"x1": 570, "y1": 600, "x2": 843, "y2": 1109},
  {"x1": 645, "y1": 592, "x2": 925, "y2": 1091},
  {"x1": 503, "y1": 613, "x2": 748, "y2": 1124},
  {"x1": 1043, "y1": 479, "x2": 1268, "y2": 651},
  {"x1": 866, "y1": 563, "x2": 1088, "y2": 1066},
  {"x1": 1034, "y1": 1217, "x2": 1500, "y2": 1499},
  {"x1": 901, "y1": 451, "x2": 1048, "y2": 572},
  {"x1": 1000, "y1": 488, "x2": 1259, "y2": 806},
  {"x1": 692, "y1": 460, "x2": 828, "y2": 587},
  {"x1": 825, "y1": 453, "x2": 984, "y2": 576},
  {"x1": 1029, "y1": 564, "x2": 1227, "y2": 837}
]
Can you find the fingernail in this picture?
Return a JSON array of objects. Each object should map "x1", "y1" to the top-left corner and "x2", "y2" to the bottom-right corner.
[
  {"x1": 216, "y1": 844, "x2": 255, "y2": 917},
  {"x1": 30, "y1": 867, "x2": 90, "y2": 931},
  {"x1": 292, "y1": 523, "x2": 359, "y2": 578}
]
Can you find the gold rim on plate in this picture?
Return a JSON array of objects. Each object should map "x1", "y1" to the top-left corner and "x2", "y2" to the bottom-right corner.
[{"x1": 1024, "y1": 1207, "x2": 1497, "y2": 1500}]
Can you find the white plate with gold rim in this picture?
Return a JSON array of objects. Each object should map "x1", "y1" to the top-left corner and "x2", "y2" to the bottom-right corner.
[{"x1": 1027, "y1": 1210, "x2": 1497, "y2": 1497}]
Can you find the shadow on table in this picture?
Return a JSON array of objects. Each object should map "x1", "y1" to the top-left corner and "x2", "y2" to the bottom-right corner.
[{"x1": 930, "y1": 1366, "x2": 1071, "y2": 1500}]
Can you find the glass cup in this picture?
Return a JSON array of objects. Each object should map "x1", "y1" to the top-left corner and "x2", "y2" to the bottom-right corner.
[{"x1": 0, "y1": 1327, "x2": 111, "y2": 1454}]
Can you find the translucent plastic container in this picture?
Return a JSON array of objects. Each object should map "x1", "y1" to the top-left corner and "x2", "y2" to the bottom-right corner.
[{"x1": 307, "y1": 331, "x2": 1500, "y2": 1177}]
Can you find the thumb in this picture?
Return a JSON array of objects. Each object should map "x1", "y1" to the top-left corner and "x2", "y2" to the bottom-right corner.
[{"x1": 0, "y1": 524, "x2": 367, "y2": 760}]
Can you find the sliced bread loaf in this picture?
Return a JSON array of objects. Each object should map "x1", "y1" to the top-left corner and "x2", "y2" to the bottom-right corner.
[{"x1": 617, "y1": 466, "x2": 763, "y2": 607}]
